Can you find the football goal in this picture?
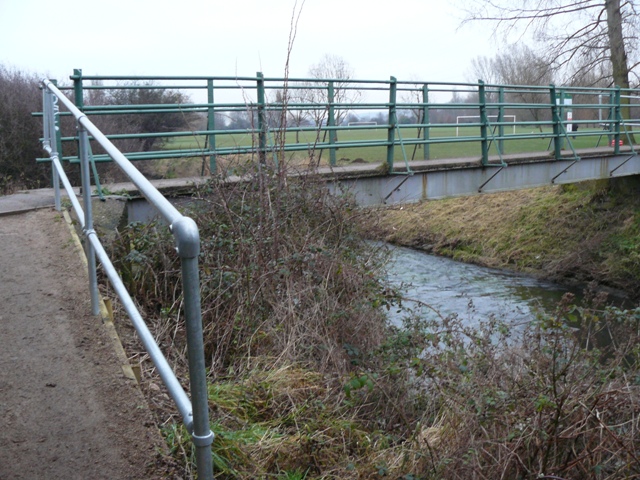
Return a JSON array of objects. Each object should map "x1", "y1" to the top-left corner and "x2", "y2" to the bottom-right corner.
[
  {"x1": 456, "y1": 115, "x2": 516, "y2": 137},
  {"x1": 347, "y1": 121, "x2": 378, "y2": 126}
]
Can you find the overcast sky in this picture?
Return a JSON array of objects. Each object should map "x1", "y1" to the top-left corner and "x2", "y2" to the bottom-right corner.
[{"x1": 0, "y1": 0, "x2": 502, "y2": 85}]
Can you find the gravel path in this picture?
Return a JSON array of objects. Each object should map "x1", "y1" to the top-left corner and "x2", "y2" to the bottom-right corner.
[{"x1": 0, "y1": 209, "x2": 175, "y2": 479}]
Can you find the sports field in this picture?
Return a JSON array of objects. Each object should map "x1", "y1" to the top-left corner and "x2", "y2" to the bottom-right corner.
[{"x1": 165, "y1": 124, "x2": 625, "y2": 166}]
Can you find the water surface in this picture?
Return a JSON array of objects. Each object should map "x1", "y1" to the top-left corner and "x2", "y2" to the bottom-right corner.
[{"x1": 384, "y1": 243, "x2": 577, "y2": 326}]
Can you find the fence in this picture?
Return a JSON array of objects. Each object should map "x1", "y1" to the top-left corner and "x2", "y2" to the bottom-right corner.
[
  {"x1": 41, "y1": 79, "x2": 214, "y2": 480},
  {"x1": 40, "y1": 70, "x2": 640, "y2": 183}
]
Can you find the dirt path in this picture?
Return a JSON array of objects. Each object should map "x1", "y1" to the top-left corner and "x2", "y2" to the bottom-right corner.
[{"x1": 0, "y1": 209, "x2": 176, "y2": 479}]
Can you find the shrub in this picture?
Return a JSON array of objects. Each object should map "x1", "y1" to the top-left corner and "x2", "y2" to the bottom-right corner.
[
  {"x1": 0, "y1": 65, "x2": 49, "y2": 193},
  {"x1": 111, "y1": 163, "x2": 391, "y2": 375},
  {"x1": 372, "y1": 292, "x2": 640, "y2": 479}
]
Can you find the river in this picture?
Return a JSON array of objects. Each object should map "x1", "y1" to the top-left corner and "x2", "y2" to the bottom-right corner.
[{"x1": 383, "y1": 243, "x2": 580, "y2": 326}]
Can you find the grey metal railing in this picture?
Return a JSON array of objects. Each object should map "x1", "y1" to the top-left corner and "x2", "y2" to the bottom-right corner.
[{"x1": 41, "y1": 79, "x2": 214, "y2": 480}]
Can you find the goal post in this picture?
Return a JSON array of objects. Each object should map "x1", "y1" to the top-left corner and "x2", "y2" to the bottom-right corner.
[
  {"x1": 456, "y1": 115, "x2": 516, "y2": 137},
  {"x1": 347, "y1": 121, "x2": 378, "y2": 127}
]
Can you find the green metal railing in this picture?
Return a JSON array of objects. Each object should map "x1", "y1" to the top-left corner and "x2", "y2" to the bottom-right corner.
[{"x1": 39, "y1": 69, "x2": 640, "y2": 179}]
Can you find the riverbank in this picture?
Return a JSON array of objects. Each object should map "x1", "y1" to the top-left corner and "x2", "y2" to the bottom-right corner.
[
  {"x1": 361, "y1": 177, "x2": 640, "y2": 300},
  {"x1": 102, "y1": 171, "x2": 640, "y2": 478}
]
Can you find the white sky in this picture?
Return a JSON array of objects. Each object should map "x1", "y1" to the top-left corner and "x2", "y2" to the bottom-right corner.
[{"x1": 0, "y1": 0, "x2": 503, "y2": 86}]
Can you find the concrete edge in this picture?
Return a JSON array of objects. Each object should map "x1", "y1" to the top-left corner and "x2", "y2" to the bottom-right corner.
[
  {"x1": 61, "y1": 209, "x2": 138, "y2": 383},
  {"x1": 0, "y1": 204, "x2": 55, "y2": 218}
]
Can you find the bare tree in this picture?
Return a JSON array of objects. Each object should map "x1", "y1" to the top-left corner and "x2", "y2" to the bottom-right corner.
[
  {"x1": 306, "y1": 54, "x2": 361, "y2": 129},
  {"x1": 107, "y1": 81, "x2": 194, "y2": 151},
  {"x1": 463, "y1": 1, "x2": 639, "y2": 89},
  {"x1": 471, "y1": 45, "x2": 555, "y2": 128},
  {"x1": 286, "y1": 84, "x2": 312, "y2": 142}
]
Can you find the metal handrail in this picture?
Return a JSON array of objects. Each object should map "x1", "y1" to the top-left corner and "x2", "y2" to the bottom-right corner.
[{"x1": 41, "y1": 79, "x2": 214, "y2": 480}]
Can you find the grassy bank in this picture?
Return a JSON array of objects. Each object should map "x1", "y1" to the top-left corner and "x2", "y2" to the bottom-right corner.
[{"x1": 361, "y1": 177, "x2": 640, "y2": 298}]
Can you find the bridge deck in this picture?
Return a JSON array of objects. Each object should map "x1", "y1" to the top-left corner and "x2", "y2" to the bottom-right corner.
[{"x1": 0, "y1": 208, "x2": 171, "y2": 479}]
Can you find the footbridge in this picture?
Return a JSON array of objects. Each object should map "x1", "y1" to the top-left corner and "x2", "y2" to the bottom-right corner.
[{"x1": 39, "y1": 70, "x2": 640, "y2": 207}]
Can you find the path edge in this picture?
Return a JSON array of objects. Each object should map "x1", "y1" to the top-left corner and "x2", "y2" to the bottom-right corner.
[{"x1": 61, "y1": 209, "x2": 139, "y2": 383}]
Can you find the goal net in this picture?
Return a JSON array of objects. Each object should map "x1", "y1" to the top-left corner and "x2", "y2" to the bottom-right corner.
[{"x1": 456, "y1": 115, "x2": 516, "y2": 137}]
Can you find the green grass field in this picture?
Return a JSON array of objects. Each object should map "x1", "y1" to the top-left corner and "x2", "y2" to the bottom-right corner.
[{"x1": 164, "y1": 125, "x2": 628, "y2": 167}]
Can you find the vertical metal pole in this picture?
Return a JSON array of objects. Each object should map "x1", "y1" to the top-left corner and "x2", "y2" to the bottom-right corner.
[
  {"x1": 422, "y1": 84, "x2": 430, "y2": 160},
  {"x1": 207, "y1": 79, "x2": 217, "y2": 174},
  {"x1": 79, "y1": 124, "x2": 100, "y2": 316},
  {"x1": 498, "y1": 87, "x2": 505, "y2": 154},
  {"x1": 387, "y1": 76, "x2": 397, "y2": 171},
  {"x1": 173, "y1": 219, "x2": 214, "y2": 480},
  {"x1": 614, "y1": 86, "x2": 621, "y2": 154},
  {"x1": 550, "y1": 85, "x2": 562, "y2": 161},
  {"x1": 558, "y1": 89, "x2": 566, "y2": 150},
  {"x1": 609, "y1": 91, "x2": 615, "y2": 145},
  {"x1": 44, "y1": 87, "x2": 62, "y2": 211},
  {"x1": 256, "y1": 72, "x2": 267, "y2": 165},
  {"x1": 42, "y1": 87, "x2": 62, "y2": 211},
  {"x1": 51, "y1": 80, "x2": 63, "y2": 160},
  {"x1": 327, "y1": 81, "x2": 337, "y2": 166},
  {"x1": 478, "y1": 80, "x2": 489, "y2": 165},
  {"x1": 73, "y1": 69, "x2": 84, "y2": 111}
]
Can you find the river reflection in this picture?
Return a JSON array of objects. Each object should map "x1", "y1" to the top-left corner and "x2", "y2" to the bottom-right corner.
[{"x1": 383, "y1": 243, "x2": 578, "y2": 326}]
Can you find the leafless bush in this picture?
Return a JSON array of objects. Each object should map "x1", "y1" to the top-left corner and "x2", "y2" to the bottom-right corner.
[
  {"x1": 110, "y1": 162, "x2": 390, "y2": 375},
  {"x1": 361, "y1": 292, "x2": 640, "y2": 479},
  {"x1": 0, "y1": 65, "x2": 49, "y2": 193}
]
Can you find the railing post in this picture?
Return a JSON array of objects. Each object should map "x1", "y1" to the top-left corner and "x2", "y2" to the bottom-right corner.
[
  {"x1": 78, "y1": 124, "x2": 100, "y2": 316},
  {"x1": 498, "y1": 86, "x2": 505, "y2": 154},
  {"x1": 386, "y1": 76, "x2": 397, "y2": 171},
  {"x1": 327, "y1": 81, "x2": 337, "y2": 166},
  {"x1": 550, "y1": 84, "x2": 562, "y2": 160},
  {"x1": 43, "y1": 86, "x2": 61, "y2": 210},
  {"x1": 558, "y1": 89, "x2": 566, "y2": 150},
  {"x1": 609, "y1": 91, "x2": 615, "y2": 145},
  {"x1": 73, "y1": 68, "x2": 84, "y2": 111},
  {"x1": 614, "y1": 86, "x2": 621, "y2": 154},
  {"x1": 256, "y1": 72, "x2": 267, "y2": 165},
  {"x1": 478, "y1": 80, "x2": 489, "y2": 165},
  {"x1": 172, "y1": 219, "x2": 214, "y2": 480},
  {"x1": 51, "y1": 80, "x2": 63, "y2": 163},
  {"x1": 422, "y1": 83, "x2": 430, "y2": 160},
  {"x1": 207, "y1": 79, "x2": 217, "y2": 174}
]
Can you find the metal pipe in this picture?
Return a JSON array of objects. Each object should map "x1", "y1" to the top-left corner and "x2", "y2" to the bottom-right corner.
[
  {"x1": 86, "y1": 232, "x2": 195, "y2": 429},
  {"x1": 79, "y1": 126, "x2": 100, "y2": 316},
  {"x1": 45, "y1": 151, "x2": 85, "y2": 223},
  {"x1": 43, "y1": 89, "x2": 62, "y2": 210},
  {"x1": 174, "y1": 218, "x2": 214, "y2": 477}
]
